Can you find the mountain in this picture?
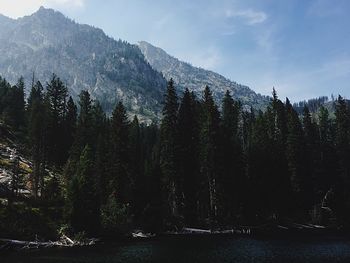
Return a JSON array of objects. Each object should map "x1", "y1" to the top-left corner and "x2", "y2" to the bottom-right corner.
[
  {"x1": 138, "y1": 41, "x2": 269, "y2": 109},
  {"x1": 0, "y1": 7, "x2": 166, "y2": 121},
  {"x1": 0, "y1": 7, "x2": 268, "y2": 122}
]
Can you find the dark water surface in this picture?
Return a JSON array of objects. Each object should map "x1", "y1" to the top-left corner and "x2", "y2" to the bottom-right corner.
[{"x1": 3, "y1": 235, "x2": 350, "y2": 263}]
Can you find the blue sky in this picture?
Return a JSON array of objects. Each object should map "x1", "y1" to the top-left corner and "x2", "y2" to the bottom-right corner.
[{"x1": 1, "y1": 0, "x2": 350, "y2": 101}]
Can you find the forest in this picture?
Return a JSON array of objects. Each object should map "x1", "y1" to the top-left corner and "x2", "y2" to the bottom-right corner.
[{"x1": 0, "y1": 74, "x2": 350, "y2": 240}]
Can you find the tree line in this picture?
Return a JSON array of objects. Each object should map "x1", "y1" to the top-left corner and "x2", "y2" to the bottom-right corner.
[{"x1": 1, "y1": 74, "x2": 350, "y2": 237}]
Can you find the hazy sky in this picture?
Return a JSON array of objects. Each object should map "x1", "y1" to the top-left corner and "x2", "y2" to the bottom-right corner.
[{"x1": 0, "y1": 0, "x2": 350, "y2": 101}]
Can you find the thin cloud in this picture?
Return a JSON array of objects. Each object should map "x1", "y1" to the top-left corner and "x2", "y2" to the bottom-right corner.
[{"x1": 225, "y1": 9, "x2": 267, "y2": 25}]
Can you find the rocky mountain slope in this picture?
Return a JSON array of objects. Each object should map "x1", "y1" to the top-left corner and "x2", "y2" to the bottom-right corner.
[
  {"x1": 0, "y1": 7, "x2": 166, "y2": 120},
  {"x1": 0, "y1": 122, "x2": 31, "y2": 199},
  {"x1": 138, "y1": 41, "x2": 269, "y2": 109},
  {"x1": 0, "y1": 7, "x2": 268, "y2": 121}
]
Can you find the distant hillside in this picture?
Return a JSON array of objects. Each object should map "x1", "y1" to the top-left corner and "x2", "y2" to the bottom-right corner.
[
  {"x1": 0, "y1": 7, "x2": 166, "y2": 121},
  {"x1": 292, "y1": 95, "x2": 350, "y2": 117},
  {"x1": 138, "y1": 41, "x2": 269, "y2": 109}
]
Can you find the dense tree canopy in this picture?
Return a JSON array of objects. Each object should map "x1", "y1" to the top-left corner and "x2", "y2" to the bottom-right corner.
[{"x1": 1, "y1": 75, "x2": 350, "y2": 238}]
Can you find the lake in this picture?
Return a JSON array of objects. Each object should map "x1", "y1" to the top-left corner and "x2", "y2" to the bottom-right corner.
[{"x1": 3, "y1": 235, "x2": 350, "y2": 263}]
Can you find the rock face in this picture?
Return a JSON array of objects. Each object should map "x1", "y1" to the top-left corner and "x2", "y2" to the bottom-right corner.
[
  {"x1": 0, "y1": 7, "x2": 268, "y2": 121},
  {"x1": 138, "y1": 41, "x2": 269, "y2": 109},
  {"x1": 0, "y1": 7, "x2": 166, "y2": 121}
]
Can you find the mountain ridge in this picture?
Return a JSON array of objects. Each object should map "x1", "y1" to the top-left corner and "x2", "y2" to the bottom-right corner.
[
  {"x1": 138, "y1": 41, "x2": 269, "y2": 109},
  {"x1": 0, "y1": 7, "x2": 268, "y2": 121},
  {"x1": 0, "y1": 7, "x2": 166, "y2": 121}
]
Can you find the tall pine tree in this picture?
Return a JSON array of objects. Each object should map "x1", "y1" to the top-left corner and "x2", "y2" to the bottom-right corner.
[{"x1": 160, "y1": 79, "x2": 181, "y2": 226}]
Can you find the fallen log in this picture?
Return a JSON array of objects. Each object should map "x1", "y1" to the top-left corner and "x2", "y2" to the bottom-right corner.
[
  {"x1": 61, "y1": 234, "x2": 75, "y2": 245},
  {"x1": 182, "y1": 228, "x2": 211, "y2": 234},
  {"x1": 0, "y1": 235, "x2": 97, "y2": 251}
]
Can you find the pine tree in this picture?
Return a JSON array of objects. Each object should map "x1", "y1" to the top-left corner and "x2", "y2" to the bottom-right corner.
[
  {"x1": 64, "y1": 96, "x2": 77, "y2": 160},
  {"x1": 110, "y1": 102, "x2": 130, "y2": 204},
  {"x1": 199, "y1": 86, "x2": 221, "y2": 225},
  {"x1": 92, "y1": 105, "x2": 109, "y2": 208},
  {"x1": 302, "y1": 106, "x2": 318, "y2": 205},
  {"x1": 246, "y1": 110, "x2": 273, "y2": 218},
  {"x1": 1, "y1": 77, "x2": 26, "y2": 130},
  {"x1": 65, "y1": 90, "x2": 94, "y2": 189},
  {"x1": 335, "y1": 96, "x2": 350, "y2": 178},
  {"x1": 27, "y1": 81, "x2": 48, "y2": 197},
  {"x1": 12, "y1": 77, "x2": 26, "y2": 130},
  {"x1": 334, "y1": 96, "x2": 350, "y2": 220},
  {"x1": 129, "y1": 115, "x2": 143, "y2": 218},
  {"x1": 316, "y1": 106, "x2": 337, "y2": 197},
  {"x1": 91, "y1": 101, "x2": 107, "y2": 150},
  {"x1": 67, "y1": 145, "x2": 100, "y2": 235},
  {"x1": 160, "y1": 79, "x2": 180, "y2": 225},
  {"x1": 178, "y1": 88, "x2": 200, "y2": 225},
  {"x1": 286, "y1": 99, "x2": 309, "y2": 213},
  {"x1": 220, "y1": 90, "x2": 244, "y2": 223},
  {"x1": 269, "y1": 91, "x2": 290, "y2": 216},
  {"x1": 45, "y1": 74, "x2": 68, "y2": 165},
  {"x1": 71, "y1": 90, "x2": 94, "y2": 157},
  {"x1": 141, "y1": 122, "x2": 163, "y2": 231}
]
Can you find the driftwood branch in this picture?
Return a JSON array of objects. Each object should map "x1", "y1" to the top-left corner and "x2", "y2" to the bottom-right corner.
[{"x1": 0, "y1": 235, "x2": 97, "y2": 251}]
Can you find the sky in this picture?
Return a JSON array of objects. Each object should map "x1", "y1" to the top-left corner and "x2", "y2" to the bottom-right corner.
[{"x1": 0, "y1": 0, "x2": 350, "y2": 101}]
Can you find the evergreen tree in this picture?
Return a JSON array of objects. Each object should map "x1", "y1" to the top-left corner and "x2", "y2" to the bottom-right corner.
[
  {"x1": 67, "y1": 145, "x2": 100, "y2": 235},
  {"x1": 178, "y1": 88, "x2": 200, "y2": 225},
  {"x1": 269, "y1": 91, "x2": 290, "y2": 216},
  {"x1": 0, "y1": 77, "x2": 11, "y2": 116},
  {"x1": 45, "y1": 74, "x2": 68, "y2": 165},
  {"x1": 220, "y1": 90, "x2": 244, "y2": 223},
  {"x1": 65, "y1": 90, "x2": 94, "y2": 190},
  {"x1": 246, "y1": 110, "x2": 273, "y2": 219},
  {"x1": 316, "y1": 106, "x2": 337, "y2": 198},
  {"x1": 71, "y1": 90, "x2": 94, "y2": 157},
  {"x1": 64, "y1": 96, "x2": 77, "y2": 160},
  {"x1": 334, "y1": 96, "x2": 350, "y2": 220},
  {"x1": 1, "y1": 77, "x2": 26, "y2": 130},
  {"x1": 302, "y1": 106, "x2": 318, "y2": 205},
  {"x1": 91, "y1": 101, "x2": 107, "y2": 150},
  {"x1": 27, "y1": 81, "x2": 48, "y2": 197},
  {"x1": 198, "y1": 86, "x2": 221, "y2": 225},
  {"x1": 12, "y1": 77, "x2": 26, "y2": 130},
  {"x1": 160, "y1": 79, "x2": 180, "y2": 225},
  {"x1": 141, "y1": 122, "x2": 163, "y2": 231},
  {"x1": 286, "y1": 99, "x2": 309, "y2": 213},
  {"x1": 110, "y1": 102, "x2": 130, "y2": 204},
  {"x1": 129, "y1": 116, "x2": 143, "y2": 219}
]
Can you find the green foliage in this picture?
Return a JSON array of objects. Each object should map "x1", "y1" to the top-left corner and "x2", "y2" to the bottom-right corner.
[
  {"x1": 66, "y1": 146, "x2": 100, "y2": 235},
  {"x1": 0, "y1": 77, "x2": 25, "y2": 130},
  {"x1": 220, "y1": 91, "x2": 245, "y2": 223},
  {"x1": 0, "y1": 204, "x2": 58, "y2": 240},
  {"x1": 177, "y1": 89, "x2": 200, "y2": 225},
  {"x1": 160, "y1": 79, "x2": 181, "y2": 224},
  {"x1": 3, "y1": 72, "x2": 350, "y2": 240},
  {"x1": 101, "y1": 197, "x2": 132, "y2": 235},
  {"x1": 110, "y1": 102, "x2": 130, "y2": 204},
  {"x1": 198, "y1": 86, "x2": 221, "y2": 224}
]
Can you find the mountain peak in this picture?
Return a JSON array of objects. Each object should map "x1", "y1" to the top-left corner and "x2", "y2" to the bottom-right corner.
[
  {"x1": 138, "y1": 41, "x2": 169, "y2": 57},
  {"x1": 0, "y1": 10, "x2": 167, "y2": 121},
  {"x1": 36, "y1": 6, "x2": 55, "y2": 14},
  {"x1": 31, "y1": 6, "x2": 66, "y2": 21}
]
